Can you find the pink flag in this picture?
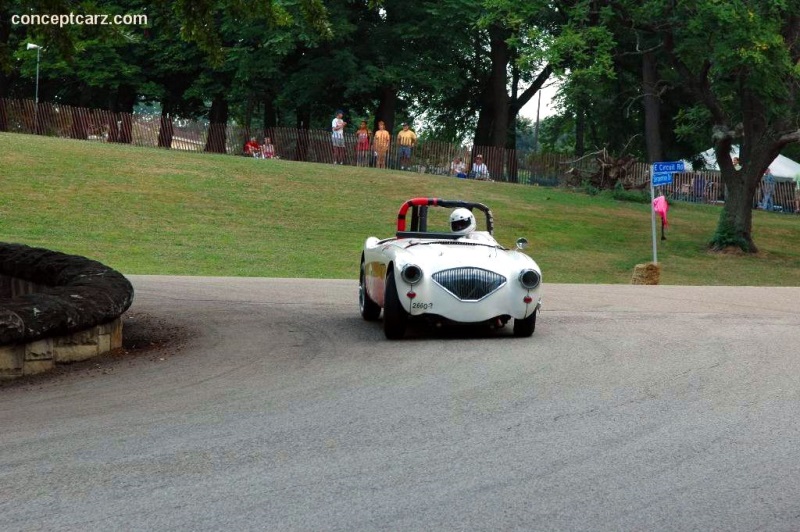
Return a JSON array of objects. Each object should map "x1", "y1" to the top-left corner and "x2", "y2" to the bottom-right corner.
[{"x1": 653, "y1": 195, "x2": 669, "y2": 226}]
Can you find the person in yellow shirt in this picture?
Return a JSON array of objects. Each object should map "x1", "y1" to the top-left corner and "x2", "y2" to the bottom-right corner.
[
  {"x1": 397, "y1": 122, "x2": 417, "y2": 170},
  {"x1": 373, "y1": 121, "x2": 391, "y2": 169}
]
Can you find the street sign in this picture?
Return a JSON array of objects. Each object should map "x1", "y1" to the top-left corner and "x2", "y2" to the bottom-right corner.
[
  {"x1": 648, "y1": 161, "x2": 684, "y2": 263},
  {"x1": 652, "y1": 172, "x2": 673, "y2": 186},
  {"x1": 652, "y1": 161, "x2": 685, "y2": 173}
]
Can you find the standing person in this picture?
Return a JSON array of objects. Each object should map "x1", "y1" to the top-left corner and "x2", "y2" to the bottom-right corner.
[
  {"x1": 794, "y1": 185, "x2": 800, "y2": 214},
  {"x1": 397, "y1": 122, "x2": 417, "y2": 170},
  {"x1": 331, "y1": 110, "x2": 347, "y2": 165},
  {"x1": 470, "y1": 154, "x2": 490, "y2": 180},
  {"x1": 373, "y1": 120, "x2": 391, "y2": 169},
  {"x1": 355, "y1": 121, "x2": 371, "y2": 167},
  {"x1": 760, "y1": 168, "x2": 776, "y2": 210}
]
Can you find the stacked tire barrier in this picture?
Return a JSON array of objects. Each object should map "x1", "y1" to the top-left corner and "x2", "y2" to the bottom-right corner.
[{"x1": 0, "y1": 243, "x2": 134, "y2": 379}]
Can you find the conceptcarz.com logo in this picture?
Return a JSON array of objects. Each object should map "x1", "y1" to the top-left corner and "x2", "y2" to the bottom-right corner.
[{"x1": 11, "y1": 12, "x2": 148, "y2": 27}]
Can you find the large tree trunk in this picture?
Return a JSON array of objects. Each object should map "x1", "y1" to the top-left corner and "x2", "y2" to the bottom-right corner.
[
  {"x1": 642, "y1": 51, "x2": 663, "y2": 163},
  {"x1": 575, "y1": 110, "x2": 586, "y2": 157},
  {"x1": 204, "y1": 95, "x2": 229, "y2": 154},
  {"x1": 710, "y1": 132, "x2": 781, "y2": 252},
  {"x1": 711, "y1": 167, "x2": 760, "y2": 252},
  {"x1": 472, "y1": 25, "x2": 512, "y2": 181},
  {"x1": 263, "y1": 94, "x2": 277, "y2": 128},
  {"x1": 243, "y1": 94, "x2": 255, "y2": 133},
  {"x1": 111, "y1": 86, "x2": 136, "y2": 144},
  {"x1": 474, "y1": 24, "x2": 511, "y2": 151},
  {"x1": 373, "y1": 86, "x2": 397, "y2": 134},
  {"x1": 295, "y1": 106, "x2": 311, "y2": 161},
  {"x1": 157, "y1": 102, "x2": 174, "y2": 148}
]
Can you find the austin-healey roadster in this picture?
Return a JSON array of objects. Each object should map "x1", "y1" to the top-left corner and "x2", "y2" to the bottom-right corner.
[{"x1": 359, "y1": 198, "x2": 543, "y2": 339}]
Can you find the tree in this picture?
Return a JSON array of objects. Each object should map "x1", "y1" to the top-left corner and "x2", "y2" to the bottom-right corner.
[
  {"x1": 472, "y1": 1, "x2": 557, "y2": 153},
  {"x1": 561, "y1": 0, "x2": 800, "y2": 252},
  {"x1": 631, "y1": 1, "x2": 800, "y2": 252}
]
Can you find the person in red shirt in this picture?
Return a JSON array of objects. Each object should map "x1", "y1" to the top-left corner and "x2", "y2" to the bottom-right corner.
[
  {"x1": 355, "y1": 121, "x2": 371, "y2": 167},
  {"x1": 244, "y1": 137, "x2": 260, "y2": 157}
]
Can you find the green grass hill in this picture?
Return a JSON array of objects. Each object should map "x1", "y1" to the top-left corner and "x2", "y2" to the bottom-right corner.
[{"x1": 2, "y1": 132, "x2": 799, "y2": 285}]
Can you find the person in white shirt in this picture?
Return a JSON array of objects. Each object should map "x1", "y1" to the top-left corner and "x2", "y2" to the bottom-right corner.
[
  {"x1": 471, "y1": 154, "x2": 490, "y2": 180},
  {"x1": 450, "y1": 156, "x2": 467, "y2": 178},
  {"x1": 331, "y1": 110, "x2": 346, "y2": 165}
]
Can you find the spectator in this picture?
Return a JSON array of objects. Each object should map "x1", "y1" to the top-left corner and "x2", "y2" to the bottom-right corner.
[
  {"x1": 705, "y1": 180, "x2": 719, "y2": 203},
  {"x1": 733, "y1": 156, "x2": 742, "y2": 171},
  {"x1": 374, "y1": 120, "x2": 391, "y2": 169},
  {"x1": 355, "y1": 121, "x2": 371, "y2": 167},
  {"x1": 244, "y1": 137, "x2": 261, "y2": 157},
  {"x1": 261, "y1": 136, "x2": 276, "y2": 159},
  {"x1": 470, "y1": 154, "x2": 490, "y2": 180},
  {"x1": 331, "y1": 110, "x2": 347, "y2": 165},
  {"x1": 760, "y1": 168, "x2": 776, "y2": 210},
  {"x1": 794, "y1": 188, "x2": 800, "y2": 214},
  {"x1": 450, "y1": 156, "x2": 467, "y2": 178},
  {"x1": 397, "y1": 122, "x2": 417, "y2": 170},
  {"x1": 692, "y1": 175, "x2": 706, "y2": 203}
]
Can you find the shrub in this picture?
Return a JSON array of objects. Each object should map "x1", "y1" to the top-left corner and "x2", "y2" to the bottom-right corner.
[{"x1": 610, "y1": 181, "x2": 651, "y2": 203}]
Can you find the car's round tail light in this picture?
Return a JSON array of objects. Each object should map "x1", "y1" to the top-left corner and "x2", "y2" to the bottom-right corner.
[
  {"x1": 519, "y1": 269, "x2": 541, "y2": 290},
  {"x1": 401, "y1": 264, "x2": 423, "y2": 284}
]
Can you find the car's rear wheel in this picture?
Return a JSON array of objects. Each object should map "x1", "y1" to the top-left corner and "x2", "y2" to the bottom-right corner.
[
  {"x1": 513, "y1": 310, "x2": 536, "y2": 337},
  {"x1": 383, "y1": 269, "x2": 408, "y2": 339},
  {"x1": 359, "y1": 259, "x2": 381, "y2": 321}
]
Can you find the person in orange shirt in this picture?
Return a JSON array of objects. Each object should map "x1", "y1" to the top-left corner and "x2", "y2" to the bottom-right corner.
[
  {"x1": 373, "y1": 121, "x2": 391, "y2": 169},
  {"x1": 397, "y1": 122, "x2": 417, "y2": 170}
]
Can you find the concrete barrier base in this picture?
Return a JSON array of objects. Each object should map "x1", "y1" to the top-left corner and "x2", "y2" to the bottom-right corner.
[{"x1": 0, "y1": 318, "x2": 123, "y2": 379}]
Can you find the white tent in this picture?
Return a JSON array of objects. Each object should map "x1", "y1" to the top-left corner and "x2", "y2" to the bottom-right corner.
[{"x1": 698, "y1": 146, "x2": 800, "y2": 182}]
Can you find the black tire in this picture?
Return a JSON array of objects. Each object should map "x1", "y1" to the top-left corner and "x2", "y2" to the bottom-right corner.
[
  {"x1": 359, "y1": 259, "x2": 381, "y2": 321},
  {"x1": 513, "y1": 309, "x2": 536, "y2": 337},
  {"x1": 383, "y1": 269, "x2": 408, "y2": 339}
]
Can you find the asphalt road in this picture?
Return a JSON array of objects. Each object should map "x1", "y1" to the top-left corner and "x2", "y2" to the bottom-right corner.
[{"x1": 2, "y1": 276, "x2": 800, "y2": 531}]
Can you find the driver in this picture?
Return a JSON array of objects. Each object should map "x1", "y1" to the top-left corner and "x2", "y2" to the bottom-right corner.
[
  {"x1": 449, "y1": 208, "x2": 476, "y2": 235},
  {"x1": 449, "y1": 208, "x2": 496, "y2": 244}
]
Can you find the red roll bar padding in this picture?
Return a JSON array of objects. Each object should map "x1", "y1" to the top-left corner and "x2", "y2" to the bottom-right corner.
[{"x1": 397, "y1": 198, "x2": 440, "y2": 231}]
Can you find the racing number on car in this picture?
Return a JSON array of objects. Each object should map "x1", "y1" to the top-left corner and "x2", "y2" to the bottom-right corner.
[{"x1": 412, "y1": 302, "x2": 433, "y2": 310}]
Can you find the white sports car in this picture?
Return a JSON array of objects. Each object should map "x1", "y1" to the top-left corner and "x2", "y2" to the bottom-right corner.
[{"x1": 359, "y1": 198, "x2": 543, "y2": 339}]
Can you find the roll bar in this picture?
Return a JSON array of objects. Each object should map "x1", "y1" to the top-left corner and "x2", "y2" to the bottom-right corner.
[{"x1": 396, "y1": 197, "x2": 494, "y2": 236}]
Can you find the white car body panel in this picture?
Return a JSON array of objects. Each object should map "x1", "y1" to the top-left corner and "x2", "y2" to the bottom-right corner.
[{"x1": 363, "y1": 234, "x2": 542, "y2": 323}]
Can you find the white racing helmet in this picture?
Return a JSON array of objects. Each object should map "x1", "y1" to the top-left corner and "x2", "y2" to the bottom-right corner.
[{"x1": 450, "y1": 208, "x2": 476, "y2": 234}]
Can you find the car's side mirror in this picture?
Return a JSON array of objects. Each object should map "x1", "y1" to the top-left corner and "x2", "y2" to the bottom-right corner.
[{"x1": 515, "y1": 237, "x2": 529, "y2": 250}]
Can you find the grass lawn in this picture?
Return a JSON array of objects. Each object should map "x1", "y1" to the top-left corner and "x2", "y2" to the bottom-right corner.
[{"x1": 2, "y1": 132, "x2": 800, "y2": 285}]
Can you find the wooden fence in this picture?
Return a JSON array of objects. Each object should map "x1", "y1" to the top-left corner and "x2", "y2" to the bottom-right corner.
[{"x1": 1, "y1": 97, "x2": 797, "y2": 213}]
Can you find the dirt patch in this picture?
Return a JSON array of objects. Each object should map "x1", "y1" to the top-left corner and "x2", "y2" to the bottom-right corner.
[
  {"x1": 0, "y1": 312, "x2": 194, "y2": 391},
  {"x1": 708, "y1": 246, "x2": 766, "y2": 258}
]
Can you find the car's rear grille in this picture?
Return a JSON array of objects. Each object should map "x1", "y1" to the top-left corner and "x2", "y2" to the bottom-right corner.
[{"x1": 432, "y1": 268, "x2": 506, "y2": 301}]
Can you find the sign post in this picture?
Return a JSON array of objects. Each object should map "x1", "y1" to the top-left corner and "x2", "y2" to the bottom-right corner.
[{"x1": 649, "y1": 161, "x2": 684, "y2": 263}]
